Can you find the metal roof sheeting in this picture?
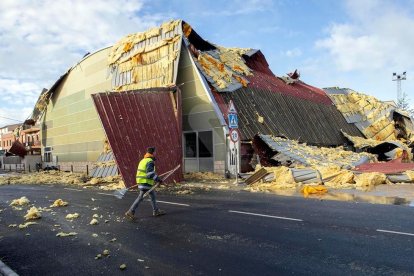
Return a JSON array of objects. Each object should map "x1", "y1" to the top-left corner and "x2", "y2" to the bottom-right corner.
[
  {"x1": 258, "y1": 134, "x2": 371, "y2": 168},
  {"x1": 92, "y1": 89, "x2": 183, "y2": 187},
  {"x1": 89, "y1": 152, "x2": 118, "y2": 178}
]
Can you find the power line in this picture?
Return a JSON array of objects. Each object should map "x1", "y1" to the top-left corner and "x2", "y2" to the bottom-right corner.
[{"x1": 0, "y1": 115, "x2": 23, "y2": 123}]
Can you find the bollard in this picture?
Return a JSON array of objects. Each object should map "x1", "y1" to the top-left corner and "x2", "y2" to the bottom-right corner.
[
  {"x1": 15, "y1": 164, "x2": 17, "y2": 172},
  {"x1": 29, "y1": 164, "x2": 31, "y2": 172},
  {"x1": 71, "y1": 165, "x2": 73, "y2": 173},
  {"x1": 86, "y1": 165, "x2": 89, "y2": 175},
  {"x1": 23, "y1": 163, "x2": 25, "y2": 172}
]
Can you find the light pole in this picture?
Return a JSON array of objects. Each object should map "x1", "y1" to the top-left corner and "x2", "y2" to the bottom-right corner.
[{"x1": 392, "y1": 72, "x2": 407, "y2": 103}]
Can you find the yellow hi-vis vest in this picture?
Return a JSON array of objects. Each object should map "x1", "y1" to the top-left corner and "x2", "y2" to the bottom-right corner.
[{"x1": 136, "y1": 158, "x2": 155, "y2": 186}]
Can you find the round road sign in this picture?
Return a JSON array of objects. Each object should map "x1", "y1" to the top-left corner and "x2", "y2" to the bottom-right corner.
[{"x1": 230, "y1": 129, "x2": 239, "y2": 143}]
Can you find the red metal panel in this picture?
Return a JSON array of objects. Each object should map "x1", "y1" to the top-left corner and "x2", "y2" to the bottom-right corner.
[
  {"x1": 8, "y1": 140, "x2": 27, "y2": 157},
  {"x1": 354, "y1": 158, "x2": 414, "y2": 174},
  {"x1": 92, "y1": 90, "x2": 183, "y2": 187}
]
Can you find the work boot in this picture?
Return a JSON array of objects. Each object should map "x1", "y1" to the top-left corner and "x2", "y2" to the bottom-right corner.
[
  {"x1": 125, "y1": 211, "x2": 135, "y2": 220},
  {"x1": 153, "y1": 209, "x2": 166, "y2": 217}
]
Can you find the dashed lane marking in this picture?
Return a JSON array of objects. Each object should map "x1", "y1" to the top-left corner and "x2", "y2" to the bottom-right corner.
[
  {"x1": 376, "y1": 229, "x2": 414, "y2": 237},
  {"x1": 97, "y1": 192, "x2": 114, "y2": 196},
  {"x1": 156, "y1": 200, "x2": 190, "y2": 207},
  {"x1": 228, "y1": 210, "x2": 303, "y2": 222},
  {"x1": 64, "y1": 188, "x2": 83, "y2": 192}
]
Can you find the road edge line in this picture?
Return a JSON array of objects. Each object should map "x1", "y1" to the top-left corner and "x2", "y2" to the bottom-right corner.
[
  {"x1": 376, "y1": 229, "x2": 414, "y2": 237},
  {"x1": 0, "y1": 260, "x2": 19, "y2": 276},
  {"x1": 228, "y1": 210, "x2": 303, "y2": 222}
]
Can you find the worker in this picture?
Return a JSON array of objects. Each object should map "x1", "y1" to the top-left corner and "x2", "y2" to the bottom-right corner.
[{"x1": 125, "y1": 147, "x2": 165, "y2": 219}]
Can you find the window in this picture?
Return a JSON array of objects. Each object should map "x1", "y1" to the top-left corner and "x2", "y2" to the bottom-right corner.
[
  {"x1": 184, "y1": 133, "x2": 197, "y2": 158},
  {"x1": 198, "y1": 131, "x2": 213, "y2": 157},
  {"x1": 44, "y1": 152, "x2": 52, "y2": 162}
]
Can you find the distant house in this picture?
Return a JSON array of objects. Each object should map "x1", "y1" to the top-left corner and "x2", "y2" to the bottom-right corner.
[{"x1": 35, "y1": 20, "x2": 368, "y2": 186}]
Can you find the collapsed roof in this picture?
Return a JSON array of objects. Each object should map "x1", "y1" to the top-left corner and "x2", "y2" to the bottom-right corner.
[{"x1": 107, "y1": 19, "x2": 363, "y2": 146}]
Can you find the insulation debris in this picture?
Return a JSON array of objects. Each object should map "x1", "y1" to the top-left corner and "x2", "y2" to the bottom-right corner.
[
  {"x1": 10, "y1": 196, "x2": 30, "y2": 206},
  {"x1": 8, "y1": 224, "x2": 17, "y2": 228},
  {"x1": 92, "y1": 214, "x2": 99, "y2": 218},
  {"x1": 354, "y1": 172, "x2": 387, "y2": 191},
  {"x1": 0, "y1": 171, "x2": 89, "y2": 186},
  {"x1": 301, "y1": 185, "x2": 328, "y2": 198},
  {"x1": 50, "y1": 199, "x2": 68, "y2": 207},
  {"x1": 184, "y1": 172, "x2": 227, "y2": 183},
  {"x1": 92, "y1": 233, "x2": 98, "y2": 238},
  {"x1": 90, "y1": 218, "x2": 99, "y2": 225},
  {"x1": 56, "y1": 232, "x2": 77, "y2": 237},
  {"x1": 18, "y1": 222, "x2": 38, "y2": 229},
  {"x1": 245, "y1": 166, "x2": 297, "y2": 193},
  {"x1": 103, "y1": 249, "x2": 110, "y2": 256},
  {"x1": 66, "y1": 213, "x2": 80, "y2": 220},
  {"x1": 120, "y1": 264, "x2": 127, "y2": 270},
  {"x1": 24, "y1": 207, "x2": 41, "y2": 220},
  {"x1": 95, "y1": 254, "x2": 102, "y2": 260}
]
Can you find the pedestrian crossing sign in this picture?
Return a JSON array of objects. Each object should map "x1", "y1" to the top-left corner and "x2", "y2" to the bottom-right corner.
[{"x1": 228, "y1": 113, "x2": 238, "y2": 128}]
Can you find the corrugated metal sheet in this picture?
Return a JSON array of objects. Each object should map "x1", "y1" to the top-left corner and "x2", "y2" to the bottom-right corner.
[
  {"x1": 92, "y1": 89, "x2": 183, "y2": 187},
  {"x1": 354, "y1": 159, "x2": 414, "y2": 174},
  {"x1": 258, "y1": 134, "x2": 370, "y2": 168},
  {"x1": 89, "y1": 152, "x2": 118, "y2": 178},
  {"x1": 214, "y1": 83, "x2": 363, "y2": 146}
]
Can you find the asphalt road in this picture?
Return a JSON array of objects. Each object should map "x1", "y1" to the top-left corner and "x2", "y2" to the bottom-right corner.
[{"x1": 0, "y1": 184, "x2": 413, "y2": 275}]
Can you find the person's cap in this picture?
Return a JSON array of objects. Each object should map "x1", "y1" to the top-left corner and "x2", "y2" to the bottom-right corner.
[{"x1": 147, "y1": 147, "x2": 155, "y2": 154}]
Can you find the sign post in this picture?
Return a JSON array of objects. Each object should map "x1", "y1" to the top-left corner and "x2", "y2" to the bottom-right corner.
[{"x1": 227, "y1": 100, "x2": 239, "y2": 184}]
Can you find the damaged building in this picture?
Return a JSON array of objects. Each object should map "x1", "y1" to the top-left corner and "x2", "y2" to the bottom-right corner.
[{"x1": 31, "y1": 19, "x2": 414, "y2": 187}]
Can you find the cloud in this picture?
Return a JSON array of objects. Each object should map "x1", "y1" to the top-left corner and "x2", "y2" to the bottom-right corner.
[
  {"x1": 200, "y1": 0, "x2": 274, "y2": 17},
  {"x1": 0, "y1": 0, "x2": 167, "y2": 126},
  {"x1": 284, "y1": 48, "x2": 302, "y2": 58},
  {"x1": 316, "y1": 0, "x2": 414, "y2": 72}
]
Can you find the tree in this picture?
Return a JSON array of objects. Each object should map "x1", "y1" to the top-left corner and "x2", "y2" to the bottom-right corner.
[{"x1": 397, "y1": 92, "x2": 414, "y2": 117}]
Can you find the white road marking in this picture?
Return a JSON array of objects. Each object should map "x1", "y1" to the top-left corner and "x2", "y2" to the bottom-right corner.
[
  {"x1": 97, "y1": 192, "x2": 114, "y2": 196},
  {"x1": 376, "y1": 229, "x2": 414, "y2": 237},
  {"x1": 156, "y1": 200, "x2": 190, "y2": 207},
  {"x1": 228, "y1": 210, "x2": 303, "y2": 222},
  {"x1": 64, "y1": 188, "x2": 83, "y2": 192}
]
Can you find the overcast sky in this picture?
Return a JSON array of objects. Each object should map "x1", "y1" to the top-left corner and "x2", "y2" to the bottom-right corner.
[{"x1": 1, "y1": 0, "x2": 414, "y2": 126}]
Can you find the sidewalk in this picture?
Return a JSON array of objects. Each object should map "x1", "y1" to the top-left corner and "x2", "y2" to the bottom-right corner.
[{"x1": 183, "y1": 180, "x2": 414, "y2": 206}]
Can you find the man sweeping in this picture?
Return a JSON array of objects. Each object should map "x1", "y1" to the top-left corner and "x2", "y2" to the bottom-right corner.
[{"x1": 125, "y1": 147, "x2": 165, "y2": 219}]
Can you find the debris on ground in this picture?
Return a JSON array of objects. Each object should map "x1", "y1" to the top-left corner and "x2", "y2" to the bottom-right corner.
[
  {"x1": 66, "y1": 213, "x2": 80, "y2": 220},
  {"x1": 90, "y1": 218, "x2": 99, "y2": 225},
  {"x1": 119, "y1": 264, "x2": 127, "y2": 270},
  {"x1": 354, "y1": 172, "x2": 387, "y2": 191},
  {"x1": 103, "y1": 249, "x2": 110, "y2": 256},
  {"x1": 92, "y1": 233, "x2": 98, "y2": 237},
  {"x1": 8, "y1": 224, "x2": 17, "y2": 228},
  {"x1": 109, "y1": 238, "x2": 117, "y2": 242},
  {"x1": 92, "y1": 214, "x2": 99, "y2": 218},
  {"x1": 18, "y1": 222, "x2": 38, "y2": 229},
  {"x1": 56, "y1": 232, "x2": 77, "y2": 237},
  {"x1": 24, "y1": 207, "x2": 41, "y2": 220},
  {"x1": 95, "y1": 254, "x2": 102, "y2": 260},
  {"x1": 184, "y1": 172, "x2": 228, "y2": 183},
  {"x1": 176, "y1": 190, "x2": 193, "y2": 195},
  {"x1": 0, "y1": 171, "x2": 88, "y2": 186},
  {"x1": 301, "y1": 185, "x2": 328, "y2": 197},
  {"x1": 10, "y1": 196, "x2": 30, "y2": 206},
  {"x1": 50, "y1": 199, "x2": 68, "y2": 207}
]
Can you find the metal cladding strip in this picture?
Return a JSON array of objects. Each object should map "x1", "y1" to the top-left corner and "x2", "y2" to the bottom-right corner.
[{"x1": 92, "y1": 90, "x2": 183, "y2": 187}]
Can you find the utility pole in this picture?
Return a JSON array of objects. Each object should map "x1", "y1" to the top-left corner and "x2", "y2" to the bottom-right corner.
[{"x1": 392, "y1": 71, "x2": 407, "y2": 103}]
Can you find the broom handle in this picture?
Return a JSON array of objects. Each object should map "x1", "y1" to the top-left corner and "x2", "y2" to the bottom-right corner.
[
  {"x1": 126, "y1": 165, "x2": 180, "y2": 192},
  {"x1": 142, "y1": 165, "x2": 180, "y2": 198}
]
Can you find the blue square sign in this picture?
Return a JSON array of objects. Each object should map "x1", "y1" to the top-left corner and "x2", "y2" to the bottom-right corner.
[{"x1": 228, "y1": 113, "x2": 238, "y2": 128}]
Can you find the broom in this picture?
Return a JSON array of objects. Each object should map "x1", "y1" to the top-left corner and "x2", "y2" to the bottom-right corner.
[{"x1": 113, "y1": 164, "x2": 180, "y2": 199}]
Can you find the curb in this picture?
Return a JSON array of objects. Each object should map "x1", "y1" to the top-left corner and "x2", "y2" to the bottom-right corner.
[{"x1": 0, "y1": 260, "x2": 18, "y2": 276}]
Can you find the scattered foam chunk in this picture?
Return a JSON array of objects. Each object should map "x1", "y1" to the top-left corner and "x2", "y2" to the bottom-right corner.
[
  {"x1": 92, "y1": 233, "x2": 98, "y2": 238},
  {"x1": 10, "y1": 196, "x2": 30, "y2": 206},
  {"x1": 50, "y1": 199, "x2": 68, "y2": 207},
  {"x1": 66, "y1": 213, "x2": 80, "y2": 220},
  {"x1": 56, "y1": 232, "x2": 77, "y2": 237},
  {"x1": 8, "y1": 224, "x2": 17, "y2": 228},
  {"x1": 92, "y1": 214, "x2": 99, "y2": 218},
  {"x1": 119, "y1": 264, "x2": 127, "y2": 270},
  {"x1": 103, "y1": 249, "x2": 110, "y2": 256},
  {"x1": 90, "y1": 218, "x2": 99, "y2": 225},
  {"x1": 24, "y1": 207, "x2": 42, "y2": 220},
  {"x1": 19, "y1": 222, "x2": 38, "y2": 229}
]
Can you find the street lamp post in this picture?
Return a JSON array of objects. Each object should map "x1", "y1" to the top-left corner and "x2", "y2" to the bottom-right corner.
[{"x1": 392, "y1": 72, "x2": 407, "y2": 103}]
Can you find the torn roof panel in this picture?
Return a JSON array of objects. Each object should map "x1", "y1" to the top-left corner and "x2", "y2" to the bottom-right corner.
[
  {"x1": 324, "y1": 87, "x2": 413, "y2": 141},
  {"x1": 258, "y1": 134, "x2": 372, "y2": 168},
  {"x1": 92, "y1": 89, "x2": 183, "y2": 187}
]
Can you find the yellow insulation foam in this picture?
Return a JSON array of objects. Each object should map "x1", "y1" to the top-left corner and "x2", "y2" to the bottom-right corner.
[
  {"x1": 50, "y1": 199, "x2": 68, "y2": 207},
  {"x1": 18, "y1": 222, "x2": 38, "y2": 229},
  {"x1": 354, "y1": 172, "x2": 387, "y2": 191},
  {"x1": 24, "y1": 207, "x2": 41, "y2": 220},
  {"x1": 66, "y1": 213, "x2": 80, "y2": 220},
  {"x1": 56, "y1": 232, "x2": 77, "y2": 237},
  {"x1": 10, "y1": 196, "x2": 30, "y2": 206}
]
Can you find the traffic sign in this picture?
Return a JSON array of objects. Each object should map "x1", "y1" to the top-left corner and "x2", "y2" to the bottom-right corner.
[
  {"x1": 228, "y1": 113, "x2": 238, "y2": 128},
  {"x1": 230, "y1": 129, "x2": 239, "y2": 143},
  {"x1": 227, "y1": 100, "x2": 237, "y2": 114}
]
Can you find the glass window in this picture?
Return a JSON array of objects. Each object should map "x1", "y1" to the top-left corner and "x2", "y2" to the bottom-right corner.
[
  {"x1": 198, "y1": 131, "x2": 213, "y2": 158},
  {"x1": 184, "y1": 132, "x2": 197, "y2": 158}
]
